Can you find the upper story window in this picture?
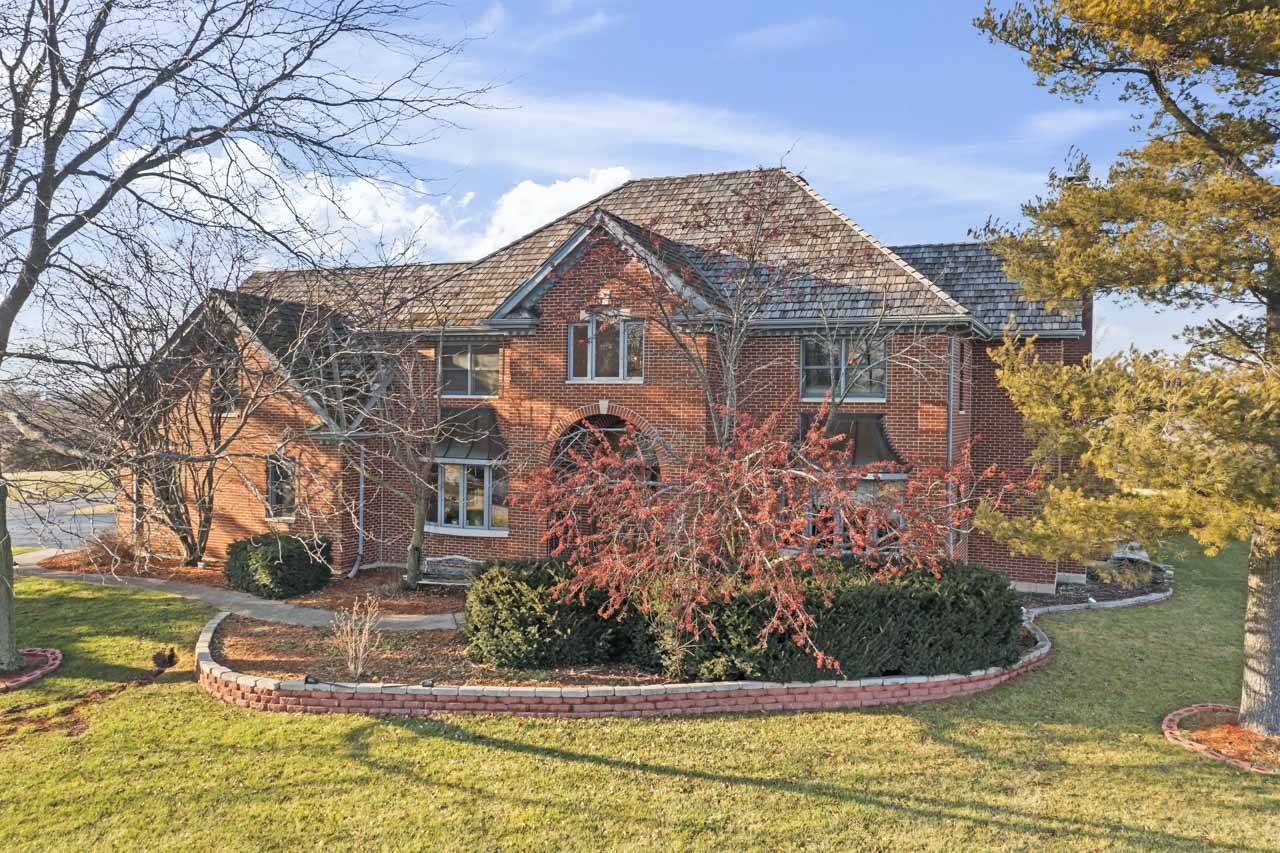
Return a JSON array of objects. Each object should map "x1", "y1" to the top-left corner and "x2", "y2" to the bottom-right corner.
[
  {"x1": 801, "y1": 336, "x2": 888, "y2": 401},
  {"x1": 568, "y1": 315, "x2": 644, "y2": 382},
  {"x1": 209, "y1": 353, "x2": 241, "y2": 416},
  {"x1": 440, "y1": 343, "x2": 500, "y2": 397},
  {"x1": 266, "y1": 454, "x2": 296, "y2": 518},
  {"x1": 955, "y1": 340, "x2": 969, "y2": 413}
]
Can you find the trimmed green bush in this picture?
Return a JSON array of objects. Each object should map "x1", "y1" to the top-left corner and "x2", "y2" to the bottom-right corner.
[
  {"x1": 224, "y1": 534, "x2": 332, "y2": 599},
  {"x1": 658, "y1": 560, "x2": 1023, "y2": 682},
  {"x1": 464, "y1": 559, "x2": 655, "y2": 669}
]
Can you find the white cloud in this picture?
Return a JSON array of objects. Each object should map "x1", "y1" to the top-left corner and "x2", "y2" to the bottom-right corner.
[
  {"x1": 471, "y1": 166, "x2": 631, "y2": 254},
  {"x1": 524, "y1": 12, "x2": 619, "y2": 52},
  {"x1": 473, "y1": 2, "x2": 508, "y2": 34},
  {"x1": 729, "y1": 17, "x2": 841, "y2": 53},
  {"x1": 1023, "y1": 108, "x2": 1128, "y2": 141},
  {"x1": 423, "y1": 90, "x2": 1045, "y2": 209}
]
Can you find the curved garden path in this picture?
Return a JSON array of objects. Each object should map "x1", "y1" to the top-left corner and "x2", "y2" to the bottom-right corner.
[{"x1": 14, "y1": 550, "x2": 461, "y2": 631}]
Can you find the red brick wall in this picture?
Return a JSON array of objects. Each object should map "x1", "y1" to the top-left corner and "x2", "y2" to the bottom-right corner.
[
  {"x1": 129, "y1": 230, "x2": 1092, "y2": 591},
  {"x1": 116, "y1": 349, "x2": 354, "y2": 567}
]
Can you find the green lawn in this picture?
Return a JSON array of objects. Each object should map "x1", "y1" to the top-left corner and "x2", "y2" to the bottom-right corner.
[
  {"x1": 5, "y1": 469, "x2": 111, "y2": 502},
  {"x1": 1, "y1": 546, "x2": 1277, "y2": 850}
]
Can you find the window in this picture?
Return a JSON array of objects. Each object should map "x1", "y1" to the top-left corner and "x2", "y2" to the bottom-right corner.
[
  {"x1": 801, "y1": 336, "x2": 887, "y2": 400},
  {"x1": 426, "y1": 460, "x2": 508, "y2": 533},
  {"x1": 568, "y1": 315, "x2": 644, "y2": 381},
  {"x1": 955, "y1": 340, "x2": 969, "y2": 413},
  {"x1": 210, "y1": 364, "x2": 241, "y2": 416},
  {"x1": 266, "y1": 454, "x2": 295, "y2": 518},
  {"x1": 439, "y1": 343, "x2": 500, "y2": 397}
]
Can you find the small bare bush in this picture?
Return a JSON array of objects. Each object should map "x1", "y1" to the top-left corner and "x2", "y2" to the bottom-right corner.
[
  {"x1": 82, "y1": 532, "x2": 137, "y2": 569},
  {"x1": 331, "y1": 594, "x2": 383, "y2": 681}
]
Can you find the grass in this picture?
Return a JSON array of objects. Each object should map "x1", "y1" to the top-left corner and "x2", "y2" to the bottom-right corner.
[
  {"x1": 69, "y1": 503, "x2": 115, "y2": 517},
  {"x1": 5, "y1": 469, "x2": 110, "y2": 502},
  {"x1": 0, "y1": 545, "x2": 1277, "y2": 849},
  {"x1": 10, "y1": 546, "x2": 38, "y2": 556}
]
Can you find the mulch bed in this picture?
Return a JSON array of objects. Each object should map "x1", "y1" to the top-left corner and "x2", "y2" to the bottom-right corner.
[
  {"x1": 39, "y1": 550, "x2": 229, "y2": 588},
  {"x1": 289, "y1": 568, "x2": 467, "y2": 616},
  {"x1": 1164, "y1": 704, "x2": 1279, "y2": 775},
  {"x1": 213, "y1": 614, "x2": 668, "y2": 687},
  {"x1": 0, "y1": 648, "x2": 64, "y2": 693},
  {"x1": 1019, "y1": 565, "x2": 1171, "y2": 609},
  {"x1": 39, "y1": 549, "x2": 465, "y2": 616}
]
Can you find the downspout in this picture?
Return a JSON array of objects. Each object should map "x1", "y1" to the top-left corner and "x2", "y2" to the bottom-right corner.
[
  {"x1": 945, "y1": 337, "x2": 956, "y2": 559},
  {"x1": 347, "y1": 441, "x2": 367, "y2": 578}
]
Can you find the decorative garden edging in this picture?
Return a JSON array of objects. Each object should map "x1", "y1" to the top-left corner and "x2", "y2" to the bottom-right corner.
[
  {"x1": 1162, "y1": 704, "x2": 1278, "y2": 776},
  {"x1": 195, "y1": 612, "x2": 1052, "y2": 718},
  {"x1": 0, "y1": 648, "x2": 64, "y2": 693},
  {"x1": 1022, "y1": 587, "x2": 1172, "y2": 619}
]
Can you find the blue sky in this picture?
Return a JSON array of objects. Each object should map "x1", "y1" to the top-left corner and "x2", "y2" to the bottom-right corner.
[{"x1": 342, "y1": 0, "x2": 1216, "y2": 355}]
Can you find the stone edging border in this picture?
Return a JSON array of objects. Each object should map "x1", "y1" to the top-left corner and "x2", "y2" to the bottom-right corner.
[
  {"x1": 0, "y1": 648, "x2": 64, "y2": 693},
  {"x1": 1162, "y1": 704, "x2": 1278, "y2": 776},
  {"x1": 1023, "y1": 587, "x2": 1172, "y2": 619},
  {"x1": 195, "y1": 613, "x2": 1053, "y2": 718}
]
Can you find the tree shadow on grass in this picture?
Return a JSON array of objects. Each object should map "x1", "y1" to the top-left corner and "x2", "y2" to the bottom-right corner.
[{"x1": 339, "y1": 715, "x2": 1267, "y2": 851}]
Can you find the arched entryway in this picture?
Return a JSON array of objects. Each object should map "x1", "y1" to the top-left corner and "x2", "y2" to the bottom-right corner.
[{"x1": 551, "y1": 413, "x2": 661, "y2": 481}]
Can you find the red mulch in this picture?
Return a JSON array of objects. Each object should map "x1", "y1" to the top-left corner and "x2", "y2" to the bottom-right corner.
[
  {"x1": 213, "y1": 614, "x2": 667, "y2": 687},
  {"x1": 289, "y1": 568, "x2": 466, "y2": 616},
  {"x1": 0, "y1": 648, "x2": 63, "y2": 693},
  {"x1": 39, "y1": 549, "x2": 465, "y2": 616},
  {"x1": 39, "y1": 550, "x2": 228, "y2": 588},
  {"x1": 1180, "y1": 708, "x2": 1280, "y2": 773}
]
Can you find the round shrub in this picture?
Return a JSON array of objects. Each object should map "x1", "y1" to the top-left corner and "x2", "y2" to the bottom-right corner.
[
  {"x1": 224, "y1": 534, "x2": 332, "y2": 599},
  {"x1": 465, "y1": 559, "x2": 655, "y2": 669},
  {"x1": 658, "y1": 560, "x2": 1023, "y2": 682}
]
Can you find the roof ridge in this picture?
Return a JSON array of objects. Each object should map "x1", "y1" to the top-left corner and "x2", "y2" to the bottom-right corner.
[
  {"x1": 779, "y1": 168, "x2": 971, "y2": 319},
  {"x1": 889, "y1": 241, "x2": 987, "y2": 250}
]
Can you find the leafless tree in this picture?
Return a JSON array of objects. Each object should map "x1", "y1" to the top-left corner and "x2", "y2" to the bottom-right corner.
[{"x1": 0, "y1": 0, "x2": 485, "y2": 672}]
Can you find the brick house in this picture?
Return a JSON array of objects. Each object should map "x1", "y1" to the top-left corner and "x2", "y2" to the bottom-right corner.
[{"x1": 119, "y1": 168, "x2": 1089, "y2": 593}]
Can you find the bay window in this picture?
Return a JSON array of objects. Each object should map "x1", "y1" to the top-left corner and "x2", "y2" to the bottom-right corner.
[
  {"x1": 426, "y1": 460, "x2": 509, "y2": 533},
  {"x1": 568, "y1": 315, "x2": 644, "y2": 381}
]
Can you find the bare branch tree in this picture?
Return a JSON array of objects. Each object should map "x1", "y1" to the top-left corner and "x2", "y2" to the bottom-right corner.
[{"x1": 0, "y1": 0, "x2": 485, "y2": 672}]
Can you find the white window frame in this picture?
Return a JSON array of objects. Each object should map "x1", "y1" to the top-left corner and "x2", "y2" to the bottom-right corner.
[
  {"x1": 567, "y1": 315, "x2": 645, "y2": 383},
  {"x1": 424, "y1": 458, "x2": 510, "y2": 537},
  {"x1": 800, "y1": 336, "x2": 888, "y2": 402},
  {"x1": 438, "y1": 342, "x2": 501, "y2": 398}
]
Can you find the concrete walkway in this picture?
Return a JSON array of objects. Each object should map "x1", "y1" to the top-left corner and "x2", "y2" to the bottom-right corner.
[{"x1": 14, "y1": 550, "x2": 462, "y2": 631}]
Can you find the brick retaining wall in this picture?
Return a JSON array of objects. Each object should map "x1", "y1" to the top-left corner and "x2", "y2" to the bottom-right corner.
[{"x1": 195, "y1": 613, "x2": 1052, "y2": 718}]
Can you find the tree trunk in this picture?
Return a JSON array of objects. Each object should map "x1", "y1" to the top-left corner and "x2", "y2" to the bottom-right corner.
[
  {"x1": 1239, "y1": 525, "x2": 1280, "y2": 735},
  {"x1": 0, "y1": 473, "x2": 20, "y2": 673},
  {"x1": 403, "y1": 497, "x2": 427, "y2": 589}
]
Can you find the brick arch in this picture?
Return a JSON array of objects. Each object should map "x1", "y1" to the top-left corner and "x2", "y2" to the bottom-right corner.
[{"x1": 544, "y1": 401, "x2": 671, "y2": 468}]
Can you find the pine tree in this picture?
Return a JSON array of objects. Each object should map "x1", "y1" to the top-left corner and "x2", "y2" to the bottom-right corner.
[{"x1": 975, "y1": 1, "x2": 1280, "y2": 734}]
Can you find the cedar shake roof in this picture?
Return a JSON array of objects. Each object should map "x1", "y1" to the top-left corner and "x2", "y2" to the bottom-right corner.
[
  {"x1": 239, "y1": 168, "x2": 1083, "y2": 337},
  {"x1": 890, "y1": 242, "x2": 1084, "y2": 336}
]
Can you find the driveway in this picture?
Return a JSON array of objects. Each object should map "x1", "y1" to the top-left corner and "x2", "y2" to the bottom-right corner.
[{"x1": 8, "y1": 497, "x2": 113, "y2": 549}]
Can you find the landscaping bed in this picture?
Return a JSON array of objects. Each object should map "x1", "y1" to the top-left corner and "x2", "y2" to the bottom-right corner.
[
  {"x1": 212, "y1": 614, "x2": 666, "y2": 686},
  {"x1": 0, "y1": 649, "x2": 63, "y2": 693},
  {"x1": 39, "y1": 550, "x2": 228, "y2": 587},
  {"x1": 1020, "y1": 564, "x2": 1171, "y2": 609},
  {"x1": 39, "y1": 547, "x2": 465, "y2": 616},
  {"x1": 4, "y1": 541, "x2": 1272, "y2": 849},
  {"x1": 1164, "y1": 704, "x2": 1280, "y2": 775},
  {"x1": 289, "y1": 568, "x2": 466, "y2": 616}
]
